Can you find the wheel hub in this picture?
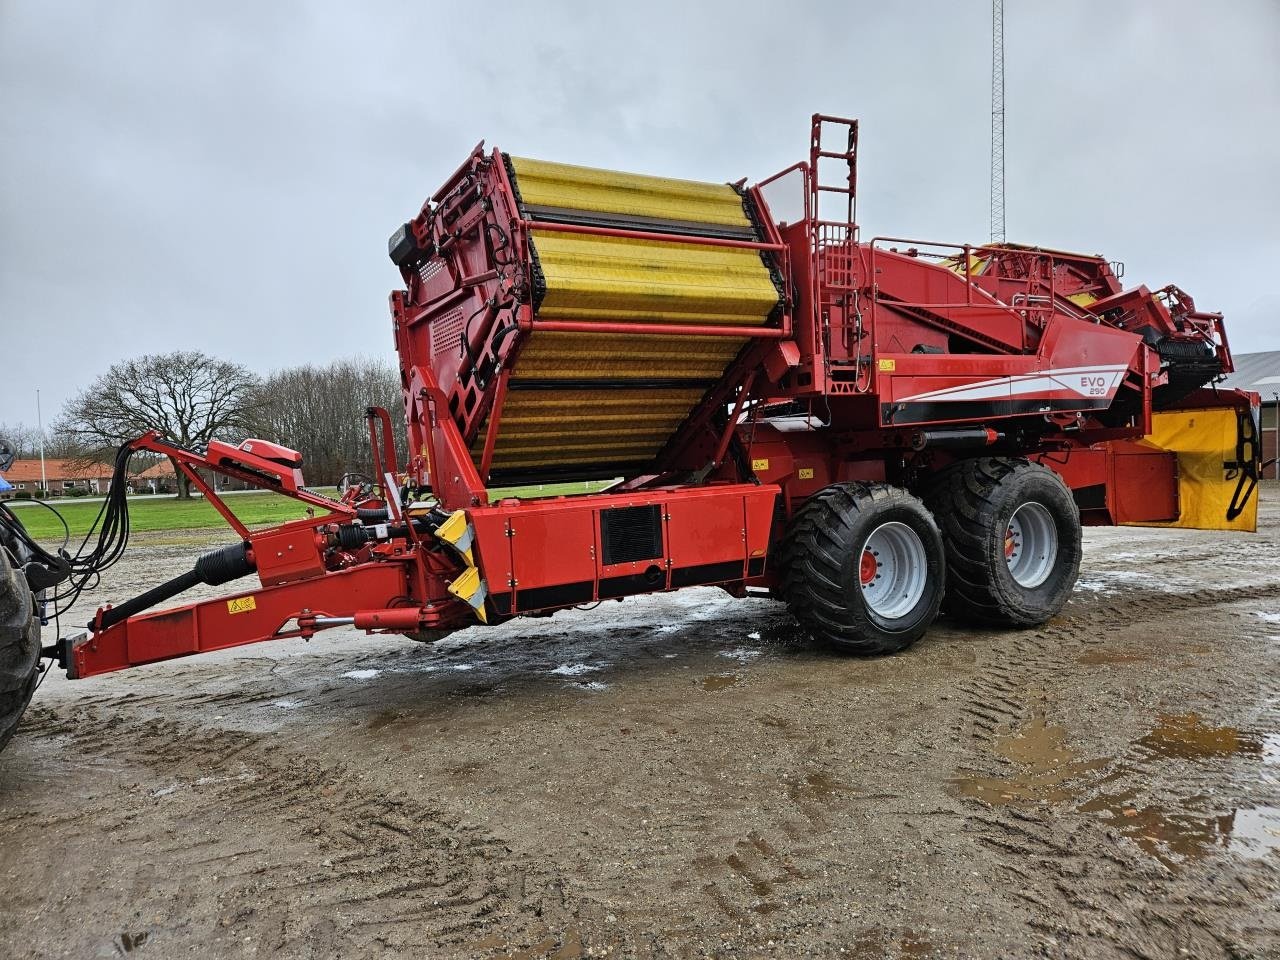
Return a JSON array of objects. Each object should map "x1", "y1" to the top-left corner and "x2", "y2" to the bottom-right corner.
[
  {"x1": 858, "y1": 521, "x2": 928, "y2": 620},
  {"x1": 1005, "y1": 501, "x2": 1057, "y2": 588}
]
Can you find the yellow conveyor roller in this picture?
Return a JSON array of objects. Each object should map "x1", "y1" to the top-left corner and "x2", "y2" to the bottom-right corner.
[{"x1": 480, "y1": 156, "x2": 782, "y2": 475}]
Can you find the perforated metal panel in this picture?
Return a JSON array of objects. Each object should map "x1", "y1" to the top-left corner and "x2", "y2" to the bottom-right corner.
[{"x1": 430, "y1": 308, "x2": 465, "y2": 362}]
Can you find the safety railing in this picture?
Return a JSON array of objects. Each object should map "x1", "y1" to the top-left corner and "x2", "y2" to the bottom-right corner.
[{"x1": 863, "y1": 237, "x2": 1068, "y2": 355}]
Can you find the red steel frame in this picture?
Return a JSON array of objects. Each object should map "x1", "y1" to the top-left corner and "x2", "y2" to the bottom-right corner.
[{"x1": 63, "y1": 114, "x2": 1259, "y2": 680}]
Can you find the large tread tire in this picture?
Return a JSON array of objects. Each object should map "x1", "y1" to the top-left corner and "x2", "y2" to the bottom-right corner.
[
  {"x1": 778, "y1": 482, "x2": 945, "y2": 655},
  {"x1": 0, "y1": 542, "x2": 41, "y2": 754},
  {"x1": 926, "y1": 457, "x2": 1081, "y2": 628}
]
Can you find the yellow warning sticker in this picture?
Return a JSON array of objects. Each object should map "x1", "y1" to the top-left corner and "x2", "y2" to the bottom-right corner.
[
  {"x1": 227, "y1": 596, "x2": 256, "y2": 615},
  {"x1": 878, "y1": 358, "x2": 896, "y2": 372},
  {"x1": 751, "y1": 458, "x2": 770, "y2": 472},
  {"x1": 798, "y1": 467, "x2": 815, "y2": 480}
]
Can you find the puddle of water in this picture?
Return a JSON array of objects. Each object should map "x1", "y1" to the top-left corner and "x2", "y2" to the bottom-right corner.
[
  {"x1": 1136, "y1": 713, "x2": 1262, "y2": 761},
  {"x1": 342, "y1": 669, "x2": 380, "y2": 680},
  {"x1": 1078, "y1": 789, "x2": 1234, "y2": 864},
  {"x1": 718, "y1": 648, "x2": 762, "y2": 663},
  {"x1": 1254, "y1": 611, "x2": 1280, "y2": 624},
  {"x1": 701, "y1": 674, "x2": 738, "y2": 692},
  {"x1": 953, "y1": 710, "x2": 1279, "y2": 866},
  {"x1": 1080, "y1": 791, "x2": 1280, "y2": 865},
  {"x1": 948, "y1": 713, "x2": 1109, "y2": 805},
  {"x1": 1231, "y1": 806, "x2": 1280, "y2": 859},
  {"x1": 1264, "y1": 734, "x2": 1280, "y2": 766}
]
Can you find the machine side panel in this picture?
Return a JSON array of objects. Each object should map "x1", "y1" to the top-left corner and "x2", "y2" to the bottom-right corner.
[
  {"x1": 665, "y1": 495, "x2": 747, "y2": 587},
  {"x1": 510, "y1": 508, "x2": 599, "y2": 611},
  {"x1": 467, "y1": 485, "x2": 779, "y2": 617}
]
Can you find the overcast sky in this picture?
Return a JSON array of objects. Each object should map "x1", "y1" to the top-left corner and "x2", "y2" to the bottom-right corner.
[{"x1": 2, "y1": 1, "x2": 1278, "y2": 423}]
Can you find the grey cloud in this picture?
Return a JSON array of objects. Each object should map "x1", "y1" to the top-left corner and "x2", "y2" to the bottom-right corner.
[{"x1": 2, "y1": 0, "x2": 1277, "y2": 420}]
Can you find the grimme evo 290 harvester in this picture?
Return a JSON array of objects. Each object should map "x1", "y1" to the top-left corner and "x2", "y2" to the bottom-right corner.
[{"x1": 0, "y1": 115, "x2": 1264, "y2": 751}]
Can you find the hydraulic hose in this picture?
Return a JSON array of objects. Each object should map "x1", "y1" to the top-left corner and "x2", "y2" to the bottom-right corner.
[
  {"x1": 91, "y1": 542, "x2": 253, "y2": 631},
  {"x1": 93, "y1": 568, "x2": 203, "y2": 631}
]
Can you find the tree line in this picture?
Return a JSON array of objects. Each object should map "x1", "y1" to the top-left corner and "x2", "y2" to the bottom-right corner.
[{"x1": 2, "y1": 352, "x2": 408, "y2": 498}]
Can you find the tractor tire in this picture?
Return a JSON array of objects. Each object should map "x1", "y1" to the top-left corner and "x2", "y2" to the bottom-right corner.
[
  {"x1": 926, "y1": 457, "x2": 1081, "y2": 628},
  {"x1": 779, "y1": 482, "x2": 945, "y2": 655},
  {"x1": 0, "y1": 541, "x2": 42, "y2": 754}
]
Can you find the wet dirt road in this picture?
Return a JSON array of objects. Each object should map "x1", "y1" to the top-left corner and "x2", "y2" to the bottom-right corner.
[{"x1": 1, "y1": 491, "x2": 1278, "y2": 959}]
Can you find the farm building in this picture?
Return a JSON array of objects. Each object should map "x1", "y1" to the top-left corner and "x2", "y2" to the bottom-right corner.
[
  {"x1": 131, "y1": 460, "x2": 178, "y2": 493},
  {"x1": 0, "y1": 459, "x2": 115, "y2": 499}
]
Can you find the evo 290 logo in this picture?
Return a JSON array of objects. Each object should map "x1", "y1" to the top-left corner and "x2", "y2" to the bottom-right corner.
[{"x1": 1080, "y1": 375, "x2": 1111, "y2": 396}]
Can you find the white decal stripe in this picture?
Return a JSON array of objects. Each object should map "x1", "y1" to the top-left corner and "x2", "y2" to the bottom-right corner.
[{"x1": 896, "y1": 364, "x2": 1129, "y2": 404}]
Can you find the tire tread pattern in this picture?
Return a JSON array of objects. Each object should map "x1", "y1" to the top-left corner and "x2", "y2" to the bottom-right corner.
[
  {"x1": 0, "y1": 543, "x2": 41, "y2": 753},
  {"x1": 926, "y1": 457, "x2": 1080, "y2": 628},
  {"x1": 778, "y1": 482, "x2": 940, "y2": 655}
]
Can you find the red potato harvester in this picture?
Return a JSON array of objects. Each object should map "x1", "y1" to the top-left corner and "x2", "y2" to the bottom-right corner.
[{"x1": 0, "y1": 115, "x2": 1262, "y2": 748}]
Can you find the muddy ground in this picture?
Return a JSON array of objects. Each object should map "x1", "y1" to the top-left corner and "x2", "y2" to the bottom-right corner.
[{"x1": 1, "y1": 489, "x2": 1278, "y2": 959}]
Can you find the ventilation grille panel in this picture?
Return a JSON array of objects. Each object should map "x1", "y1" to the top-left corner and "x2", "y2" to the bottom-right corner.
[{"x1": 600, "y1": 505, "x2": 663, "y2": 565}]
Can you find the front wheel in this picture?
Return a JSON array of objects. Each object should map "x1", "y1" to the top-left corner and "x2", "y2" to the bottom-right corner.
[
  {"x1": 926, "y1": 457, "x2": 1082, "y2": 627},
  {"x1": 778, "y1": 483, "x2": 945, "y2": 655},
  {"x1": 0, "y1": 541, "x2": 42, "y2": 754}
]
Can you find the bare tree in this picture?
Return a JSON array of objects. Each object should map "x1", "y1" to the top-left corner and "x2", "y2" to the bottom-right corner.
[
  {"x1": 0, "y1": 423, "x2": 40, "y2": 460},
  {"x1": 252, "y1": 358, "x2": 405, "y2": 486},
  {"x1": 0, "y1": 422, "x2": 85, "y2": 461},
  {"x1": 57, "y1": 351, "x2": 261, "y2": 499}
]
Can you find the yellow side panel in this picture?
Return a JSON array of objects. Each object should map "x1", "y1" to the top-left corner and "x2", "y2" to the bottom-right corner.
[
  {"x1": 532, "y1": 231, "x2": 778, "y2": 325},
  {"x1": 1133, "y1": 408, "x2": 1257, "y2": 532},
  {"x1": 509, "y1": 156, "x2": 752, "y2": 228}
]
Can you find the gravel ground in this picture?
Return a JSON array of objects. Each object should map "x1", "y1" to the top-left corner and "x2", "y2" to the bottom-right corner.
[{"x1": 1, "y1": 487, "x2": 1277, "y2": 959}]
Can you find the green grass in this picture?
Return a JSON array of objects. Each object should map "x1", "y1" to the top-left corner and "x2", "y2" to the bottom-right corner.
[
  {"x1": 6, "y1": 479, "x2": 616, "y2": 543},
  {"x1": 490, "y1": 479, "x2": 615, "y2": 500},
  {"x1": 7, "y1": 491, "x2": 337, "y2": 544}
]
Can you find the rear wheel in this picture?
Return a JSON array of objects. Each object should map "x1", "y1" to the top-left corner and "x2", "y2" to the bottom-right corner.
[
  {"x1": 779, "y1": 483, "x2": 945, "y2": 655},
  {"x1": 926, "y1": 457, "x2": 1081, "y2": 627},
  {"x1": 0, "y1": 539, "x2": 42, "y2": 753}
]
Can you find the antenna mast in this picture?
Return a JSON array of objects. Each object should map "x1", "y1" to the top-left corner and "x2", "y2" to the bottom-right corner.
[{"x1": 990, "y1": 0, "x2": 1006, "y2": 243}]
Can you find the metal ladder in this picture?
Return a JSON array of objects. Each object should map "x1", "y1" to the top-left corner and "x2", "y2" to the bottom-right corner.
[{"x1": 808, "y1": 115, "x2": 863, "y2": 391}]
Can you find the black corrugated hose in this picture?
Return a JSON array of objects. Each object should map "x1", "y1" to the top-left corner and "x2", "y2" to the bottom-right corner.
[{"x1": 0, "y1": 441, "x2": 134, "y2": 620}]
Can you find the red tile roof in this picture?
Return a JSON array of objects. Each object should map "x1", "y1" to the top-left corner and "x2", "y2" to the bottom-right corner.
[
  {"x1": 0, "y1": 459, "x2": 114, "y2": 483},
  {"x1": 133, "y1": 461, "x2": 177, "y2": 480}
]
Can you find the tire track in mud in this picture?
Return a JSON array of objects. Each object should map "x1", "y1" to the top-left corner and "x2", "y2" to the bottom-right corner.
[
  {"x1": 953, "y1": 582, "x2": 1280, "y2": 744},
  {"x1": 947, "y1": 580, "x2": 1280, "y2": 959},
  {"x1": 1, "y1": 708, "x2": 579, "y2": 958},
  {"x1": 583, "y1": 581, "x2": 1280, "y2": 945}
]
